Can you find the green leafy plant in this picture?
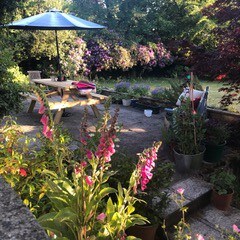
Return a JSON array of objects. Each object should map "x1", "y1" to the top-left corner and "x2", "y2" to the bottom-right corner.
[
  {"x1": 131, "y1": 83, "x2": 150, "y2": 98},
  {"x1": 0, "y1": 116, "x2": 67, "y2": 216},
  {"x1": 210, "y1": 168, "x2": 236, "y2": 195},
  {"x1": 171, "y1": 99, "x2": 206, "y2": 155}
]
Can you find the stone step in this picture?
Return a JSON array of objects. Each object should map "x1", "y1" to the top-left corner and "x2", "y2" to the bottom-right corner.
[
  {"x1": 188, "y1": 205, "x2": 240, "y2": 239},
  {"x1": 162, "y1": 177, "x2": 212, "y2": 227}
]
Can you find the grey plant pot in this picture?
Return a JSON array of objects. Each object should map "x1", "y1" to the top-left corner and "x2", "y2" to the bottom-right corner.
[{"x1": 174, "y1": 147, "x2": 206, "y2": 173}]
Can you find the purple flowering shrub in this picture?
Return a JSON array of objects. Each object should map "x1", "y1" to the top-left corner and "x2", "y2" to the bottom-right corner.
[
  {"x1": 114, "y1": 81, "x2": 131, "y2": 93},
  {"x1": 151, "y1": 87, "x2": 165, "y2": 99},
  {"x1": 84, "y1": 40, "x2": 112, "y2": 77},
  {"x1": 131, "y1": 83, "x2": 150, "y2": 97},
  {"x1": 62, "y1": 38, "x2": 174, "y2": 78}
]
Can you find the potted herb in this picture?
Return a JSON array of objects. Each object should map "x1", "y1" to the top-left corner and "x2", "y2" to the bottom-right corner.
[
  {"x1": 204, "y1": 119, "x2": 230, "y2": 163},
  {"x1": 210, "y1": 168, "x2": 236, "y2": 211},
  {"x1": 114, "y1": 81, "x2": 132, "y2": 106},
  {"x1": 171, "y1": 99, "x2": 206, "y2": 173}
]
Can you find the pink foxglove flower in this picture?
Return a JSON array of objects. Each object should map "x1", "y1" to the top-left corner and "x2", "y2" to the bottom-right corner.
[
  {"x1": 86, "y1": 150, "x2": 93, "y2": 160},
  {"x1": 177, "y1": 188, "x2": 185, "y2": 195},
  {"x1": 96, "y1": 213, "x2": 106, "y2": 221},
  {"x1": 81, "y1": 161, "x2": 87, "y2": 167},
  {"x1": 196, "y1": 234, "x2": 205, "y2": 240},
  {"x1": 40, "y1": 114, "x2": 49, "y2": 126},
  {"x1": 45, "y1": 128, "x2": 53, "y2": 140},
  {"x1": 138, "y1": 144, "x2": 159, "y2": 191},
  {"x1": 38, "y1": 103, "x2": 46, "y2": 114},
  {"x1": 85, "y1": 176, "x2": 93, "y2": 186},
  {"x1": 95, "y1": 133, "x2": 115, "y2": 163},
  {"x1": 233, "y1": 224, "x2": 240, "y2": 233}
]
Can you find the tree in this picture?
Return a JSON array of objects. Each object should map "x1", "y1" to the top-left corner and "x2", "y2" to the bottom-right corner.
[{"x1": 192, "y1": 0, "x2": 240, "y2": 106}]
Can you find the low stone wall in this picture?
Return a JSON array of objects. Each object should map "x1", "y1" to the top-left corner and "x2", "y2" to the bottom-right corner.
[
  {"x1": 207, "y1": 107, "x2": 240, "y2": 123},
  {"x1": 0, "y1": 176, "x2": 49, "y2": 240}
]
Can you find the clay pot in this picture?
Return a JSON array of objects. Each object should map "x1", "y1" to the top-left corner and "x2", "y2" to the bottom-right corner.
[
  {"x1": 126, "y1": 224, "x2": 158, "y2": 240},
  {"x1": 211, "y1": 189, "x2": 233, "y2": 211}
]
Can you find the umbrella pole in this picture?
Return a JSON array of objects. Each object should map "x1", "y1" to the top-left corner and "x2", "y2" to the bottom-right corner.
[{"x1": 55, "y1": 30, "x2": 61, "y2": 78}]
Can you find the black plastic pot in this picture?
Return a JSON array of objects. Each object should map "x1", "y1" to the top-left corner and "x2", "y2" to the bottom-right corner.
[{"x1": 204, "y1": 141, "x2": 226, "y2": 163}]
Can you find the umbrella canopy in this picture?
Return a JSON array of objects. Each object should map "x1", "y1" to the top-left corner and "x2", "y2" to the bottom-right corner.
[{"x1": 1, "y1": 8, "x2": 106, "y2": 76}]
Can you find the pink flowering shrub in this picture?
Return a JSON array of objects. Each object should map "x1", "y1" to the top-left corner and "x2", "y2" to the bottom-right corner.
[{"x1": 61, "y1": 37, "x2": 174, "y2": 78}]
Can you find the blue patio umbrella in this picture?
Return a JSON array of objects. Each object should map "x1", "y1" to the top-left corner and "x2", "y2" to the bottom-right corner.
[{"x1": 1, "y1": 8, "x2": 106, "y2": 76}]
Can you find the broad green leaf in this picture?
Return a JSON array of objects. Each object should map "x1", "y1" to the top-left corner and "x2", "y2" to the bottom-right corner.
[{"x1": 55, "y1": 208, "x2": 78, "y2": 224}]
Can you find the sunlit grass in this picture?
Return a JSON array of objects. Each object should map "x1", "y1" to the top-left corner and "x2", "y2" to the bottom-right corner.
[{"x1": 97, "y1": 77, "x2": 226, "y2": 109}]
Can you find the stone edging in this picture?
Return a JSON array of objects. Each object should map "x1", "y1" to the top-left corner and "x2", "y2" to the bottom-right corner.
[{"x1": 0, "y1": 176, "x2": 49, "y2": 240}]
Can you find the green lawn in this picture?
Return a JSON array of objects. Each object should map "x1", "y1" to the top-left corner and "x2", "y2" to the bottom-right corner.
[{"x1": 97, "y1": 77, "x2": 226, "y2": 109}]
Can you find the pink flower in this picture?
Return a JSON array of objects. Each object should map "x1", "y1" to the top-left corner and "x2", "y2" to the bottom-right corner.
[
  {"x1": 40, "y1": 114, "x2": 49, "y2": 126},
  {"x1": 138, "y1": 145, "x2": 159, "y2": 191},
  {"x1": 19, "y1": 168, "x2": 27, "y2": 177},
  {"x1": 45, "y1": 129, "x2": 53, "y2": 140},
  {"x1": 86, "y1": 150, "x2": 93, "y2": 160},
  {"x1": 95, "y1": 133, "x2": 115, "y2": 163},
  {"x1": 177, "y1": 188, "x2": 185, "y2": 195},
  {"x1": 38, "y1": 103, "x2": 46, "y2": 114},
  {"x1": 81, "y1": 161, "x2": 87, "y2": 167},
  {"x1": 196, "y1": 234, "x2": 205, "y2": 240},
  {"x1": 96, "y1": 213, "x2": 106, "y2": 221},
  {"x1": 233, "y1": 224, "x2": 240, "y2": 233},
  {"x1": 85, "y1": 176, "x2": 93, "y2": 186}
]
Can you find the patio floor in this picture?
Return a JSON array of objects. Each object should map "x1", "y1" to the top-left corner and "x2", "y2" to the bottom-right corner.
[{"x1": 13, "y1": 99, "x2": 167, "y2": 156}]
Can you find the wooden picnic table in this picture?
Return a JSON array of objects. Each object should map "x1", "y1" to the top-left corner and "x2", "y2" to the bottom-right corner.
[{"x1": 27, "y1": 79, "x2": 108, "y2": 124}]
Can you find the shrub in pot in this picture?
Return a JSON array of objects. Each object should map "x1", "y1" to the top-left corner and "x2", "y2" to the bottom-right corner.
[
  {"x1": 210, "y1": 168, "x2": 236, "y2": 211},
  {"x1": 131, "y1": 83, "x2": 150, "y2": 99},
  {"x1": 114, "y1": 81, "x2": 132, "y2": 106},
  {"x1": 204, "y1": 119, "x2": 230, "y2": 163},
  {"x1": 171, "y1": 99, "x2": 206, "y2": 173}
]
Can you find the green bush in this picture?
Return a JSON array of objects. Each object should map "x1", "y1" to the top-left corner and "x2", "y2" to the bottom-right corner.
[{"x1": 0, "y1": 42, "x2": 26, "y2": 116}]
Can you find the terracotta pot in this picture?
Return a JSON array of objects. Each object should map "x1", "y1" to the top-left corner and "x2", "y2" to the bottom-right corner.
[
  {"x1": 126, "y1": 224, "x2": 158, "y2": 240},
  {"x1": 211, "y1": 189, "x2": 233, "y2": 211}
]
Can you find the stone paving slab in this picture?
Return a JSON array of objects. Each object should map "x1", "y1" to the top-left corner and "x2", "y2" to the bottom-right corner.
[
  {"x1": 162, "y1": 177, "x2": 212, "y2": 227},
  {"x1": 189, "y1": 205, "x2": 240, "y2": 239}
]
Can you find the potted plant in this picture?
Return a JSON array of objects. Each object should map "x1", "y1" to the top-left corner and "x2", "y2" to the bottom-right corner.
[
  {"x1": 131, "y1": 84, "x2": 150, "y2": 99},
  {"x1": 127, "y1": 161, "x2": 174, "y2": 240},
  {"x1": 114, "y1": 81, "x2": 132, "y2": 106},
  {"x1": 210, "y1": 168, "x2": 236, "y2": 211},
  {"x1": 171, "y1": 99, "x2": 206, "y2": 173},
  {"x1": 204, "y1": 119, "x2": 230, "y2": 163}
]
